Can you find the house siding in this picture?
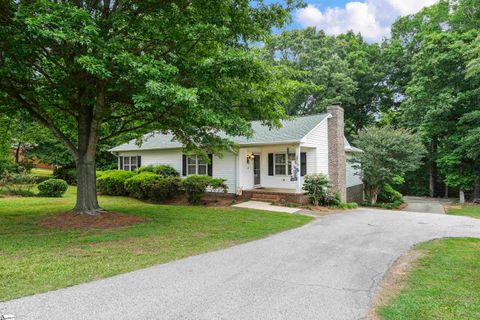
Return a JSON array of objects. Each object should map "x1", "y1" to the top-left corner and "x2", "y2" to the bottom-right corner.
[
  {"x1": 116, "y1": 149, "x2": 237, "y2": 193},
  {"x1": 302, "y1": 119, "x2": 329, "y2": 176},
  {"x1": 346, "y1": 154, "x2": 363, "y2": 188}
]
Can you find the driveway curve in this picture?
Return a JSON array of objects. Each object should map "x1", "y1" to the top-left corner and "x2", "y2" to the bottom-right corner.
[{"x1": 1, "y1": 208, "x2": 480, "y2": 320}]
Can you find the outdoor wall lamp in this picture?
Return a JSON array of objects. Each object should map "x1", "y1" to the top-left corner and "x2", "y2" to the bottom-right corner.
[{"x1": 246, "y1": 153, "x2": 255, "y2": 164}]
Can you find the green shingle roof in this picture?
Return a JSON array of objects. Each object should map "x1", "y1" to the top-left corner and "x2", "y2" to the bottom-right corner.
[{"x1": 109, "y1": 113, "x2": 331, "y2": 152}]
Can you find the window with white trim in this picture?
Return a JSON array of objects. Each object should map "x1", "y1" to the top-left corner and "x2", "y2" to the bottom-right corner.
[
  {"x1": 274, "y1": 153, "x2": 296, "y2": 176},
  {"x1": 187, "y1": 155, "x2": 208, "y2": 176},
  {"x1": 120, "y1": 156, "x2": 140, "y2": 171}
]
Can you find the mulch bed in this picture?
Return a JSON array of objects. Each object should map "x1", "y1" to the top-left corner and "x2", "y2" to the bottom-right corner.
[
  {"x1": 39, "y1": 211, "x2": 144, "y2": 230},
  {"x1": 164, "y1": 193, "x2": 237, "y2": 207}
]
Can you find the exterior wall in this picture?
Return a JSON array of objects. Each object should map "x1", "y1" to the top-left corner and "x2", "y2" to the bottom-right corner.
[
  {"x1": 347, "y1": 184, "x2": 364, "y2": 203},
  {"x1": 346, "y1": 154, "x2": 363, "y2": 188},
  {"x1": 302, "y1": 119, "x2": 329, "y2": 176},
  {"x1": 117, "y1": 149, "x2": 237, "y2": 193}
]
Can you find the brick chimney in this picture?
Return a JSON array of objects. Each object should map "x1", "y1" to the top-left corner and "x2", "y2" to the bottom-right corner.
[{"x1": 327, "y1": 104, "x2": 347, "y2": 202}]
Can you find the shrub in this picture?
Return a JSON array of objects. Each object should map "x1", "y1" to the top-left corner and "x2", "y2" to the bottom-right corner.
[
  {"x1": 97, "y1": 170, "x2": 136, "y2": 196},
  {"x1": 210, "y1": 178, "x2": 228, "y2": 194},
  {"x1": 147, "y1": 176, "x2": 180, "y2": 202},
  {"x1": 53, "y1": 164, "x2": 77, "y2": 185},
  {"x1": 378, "y1": 184, "x2": 403, "y2": 203},
  {"x1": 136, "y1": 164, "x2": 179, "y2": 177},
  {"x1": 180, "y1": 175, "x2": 212, "y2": 204},
  {"x1": 303, "y1": 174, "x2": 340, "y2": 206},
  {"x1": 124, "y1": 172, "x2": 159, "y2": 199},
  {"x1": 37, "y1": 179, "x2": 68, "y2": 197},
  {"x1": 329, "y1": 202, "x2": 358, "y2": 209},
  {"x1": 360, "y1": 200, "x2": 404, "y2": 210},
  {"x1": 0, "y1": 170, "x2": 36, "y2": 196},
  {"x1": 303, "y1": 174, "x2": 330, "y2": 206}
]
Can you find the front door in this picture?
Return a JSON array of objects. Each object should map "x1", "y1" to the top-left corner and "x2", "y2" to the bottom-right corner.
[{"x1": 253, "y1": 154, "x2": 261, "y2": 186}]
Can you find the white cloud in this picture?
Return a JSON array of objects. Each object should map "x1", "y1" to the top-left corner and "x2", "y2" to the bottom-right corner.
[{"x1": 296, "y1": 0, "x2": 438, "y2": 42}]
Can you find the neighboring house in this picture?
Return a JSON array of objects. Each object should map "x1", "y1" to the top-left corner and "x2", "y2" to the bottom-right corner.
[{"x1": 109, "y1": 105, "x2": 364, "y2": 203}]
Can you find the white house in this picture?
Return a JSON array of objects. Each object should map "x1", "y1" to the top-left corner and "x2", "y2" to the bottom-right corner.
[{"x1": 109, "y1": 105, "x2": 364, "y2": 203}]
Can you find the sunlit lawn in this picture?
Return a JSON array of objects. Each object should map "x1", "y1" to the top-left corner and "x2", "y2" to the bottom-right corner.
[
  {"x1": 378, "y1": 238, "x2": 480, "y2": 320},
  {"x1": 448, "y1": 205, "x2": 480, "y2": 219},
  {"x1": 0, "y1": 187, "x2": 312, "y2": 301}
]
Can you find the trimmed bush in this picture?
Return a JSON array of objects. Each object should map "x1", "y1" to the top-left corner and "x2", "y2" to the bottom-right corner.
[
  {"x1": 329, "y1": 202, "x2": 358, "y2": 209},
  {"x1": 378, "y1": 184, "x2": 403, "y2": 203},
  {"x1": 97, "y1": 170, "x2": 136, "y2": 196},
  {"x1": 147, "y1": 176, "x2": 180, "y2": 202},
  {"x1": 124, "y1": 172, "x2": 159, "y2": 199},
  {"x1": 37, "y1": 179, "x2": 68, "y2": 197},
  {"x1": 136, "y1": 164, "x2": 179, "y2": 177},
  {"x1": 303, "y1": 173, "x2": 341, "y2": 206},
  {"x1": 179, "y1": 175, "x2": 212, "y2": 204},
  {"x1": 53, "y1": 164, "x2": 77, "y2": 185}
]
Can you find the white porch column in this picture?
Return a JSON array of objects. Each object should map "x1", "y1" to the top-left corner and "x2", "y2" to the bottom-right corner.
[{"x1": 295, "y1": 144, "x2": 301, "y2": 193}]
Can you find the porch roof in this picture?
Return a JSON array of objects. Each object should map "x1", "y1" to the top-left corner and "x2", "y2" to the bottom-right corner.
[{"x1": 110, "y1": 114, "x2": 330, "y2": 152}]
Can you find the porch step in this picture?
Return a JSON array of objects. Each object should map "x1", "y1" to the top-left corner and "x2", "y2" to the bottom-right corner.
[{"x1": 250, "y1": 194, "x2": 280, "y2": 203}]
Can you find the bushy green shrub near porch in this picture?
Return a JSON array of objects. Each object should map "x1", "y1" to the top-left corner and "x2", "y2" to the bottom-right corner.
[
  {"x1": 136, "y1": 164, "x2": 179, "y2": 176},
  {"x1": 125, "y1": 172, "x2": 179, "y2": 201},
  {"x1": 124, "y1": 172, "x2": 158, "y2": 199},
  {"x1": 303, "y1": 174, "x2": 340, "y2": 206},
  {"x1": 37, "y1": 179, "x2": 68, "y2": 197},
  {"x1": 179, "y1": 175, "x2": 212, "y2": 204},
  {"x1": 97, "y1": 170, "x2": 135, "y2": 196},
  {"x1": 146, "y1": 175, "x2": 180, "y2": 202}
]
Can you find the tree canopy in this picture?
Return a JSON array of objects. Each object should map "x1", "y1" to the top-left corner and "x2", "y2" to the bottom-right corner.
[{"x1": 0, "y1": 0, "x2": 302, "y2": 213}]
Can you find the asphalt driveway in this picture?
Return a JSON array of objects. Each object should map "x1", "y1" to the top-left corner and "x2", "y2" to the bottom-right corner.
[
  {"x1": 2, "y1": 208, "x2": 480, "y2": 320},
  {"x1": 403, "y1": 196, "x2": 447, "y2": 214}
]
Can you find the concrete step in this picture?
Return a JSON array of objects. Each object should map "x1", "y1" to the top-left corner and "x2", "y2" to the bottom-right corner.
[{"x1": 251, "y1": 195, "x2": 280, "y2": 202}]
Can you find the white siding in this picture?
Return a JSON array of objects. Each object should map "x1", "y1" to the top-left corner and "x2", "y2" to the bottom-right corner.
[
  {"x1": 346, "y1": 154, "x2": 363, "y2": 187},
  {"x1": 302, "y1": 119, "x2": 329, "y2": 176},
  {"x1": 117, "y1": 149, "x2": 237, "y2": 193}
]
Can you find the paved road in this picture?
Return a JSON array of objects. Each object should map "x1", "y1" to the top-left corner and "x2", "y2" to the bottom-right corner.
[
  {"x1": 403, "y1": 196, "x2": 447, "y2": 214},
  {"x1": 2, "y1": 208, "x2": 480, "y2": 320}
]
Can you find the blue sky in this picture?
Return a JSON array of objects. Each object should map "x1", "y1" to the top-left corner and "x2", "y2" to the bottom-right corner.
[{"x1": 273, "y1": 0, "x2": 438, "y2": 42}]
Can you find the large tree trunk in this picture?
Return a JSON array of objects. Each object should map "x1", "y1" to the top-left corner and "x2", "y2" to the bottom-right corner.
[
  {"x1": 74, "y1": 154, "x2": 101, "y2": 214},
  {"x1": 72, "y1": 104, "x2": 103, "y2": 214},
  {"x1": 474, "y1": 168, "x2": 480, "y2": 200},
  {"x1": 429, "y1": 140, "x2": 438, "y2": 198},
  {"x1": 459, "y1": 190, "x2": 465, "y2": 204}
]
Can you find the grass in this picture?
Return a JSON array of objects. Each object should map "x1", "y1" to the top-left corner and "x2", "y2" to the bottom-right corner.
[
  {"x1": 447, "y1": 205, "x2": 480, "y2": 219},
  {"x1": 0, "y1": 187, "x2": 312, "y2": 301},
  {"x1": 30, "y1": 168, "x2": 54, "y2": 178},
  {"x1": 378, "y1": 238, "x2": 480, "y2": 320}
]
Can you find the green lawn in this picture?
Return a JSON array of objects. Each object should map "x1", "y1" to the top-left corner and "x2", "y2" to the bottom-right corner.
[
  {"x1": 0, "y1": 187, "x2": 312, "y2": 301},
  {"x1": 448, "y1": 205, "x2": 480, "y2": 219},
  {"x1": 30, "y1": 168, "x2": 54, "y2": 178},
  {"x1": 378, "y1": 238, "x2": 480, "y2": 320}
]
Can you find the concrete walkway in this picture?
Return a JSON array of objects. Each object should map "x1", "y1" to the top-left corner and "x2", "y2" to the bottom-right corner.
[
  {"x1": 1, "y1": 209, "x2": 480, "y2": 320},
  {"x1": 403, "y1": 196, "x2": 447, "y2": 214},
  {"x1": 233, "y1": 200, "x2": 302, "y2": 214}
]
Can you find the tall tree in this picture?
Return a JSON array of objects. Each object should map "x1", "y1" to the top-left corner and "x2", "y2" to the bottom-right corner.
[
  {"x1": 0, "y1": 0, "x2": 301, "y2": 214},
  {"x1": 262, "y1": 28, "x2": 385, "y2": 137},
  {"x1": 383, "y1": 0, "x2": 480, "y2": 199}
]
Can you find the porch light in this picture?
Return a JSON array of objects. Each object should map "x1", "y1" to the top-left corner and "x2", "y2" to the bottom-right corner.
[{"x1": 246, "y1": 153, "x2": 255, "y2": 163}]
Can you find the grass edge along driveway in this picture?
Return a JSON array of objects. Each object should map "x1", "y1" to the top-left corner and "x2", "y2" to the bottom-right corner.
[
  {"x1": 0, "y1": 187, "x2": 312, "y2": 302},
  {"x1": 378, "y1": 237, "x2": 480, "y2": 320},
  {"x1": 447, "y1": 204, "x2": 480, "y2": 219}
]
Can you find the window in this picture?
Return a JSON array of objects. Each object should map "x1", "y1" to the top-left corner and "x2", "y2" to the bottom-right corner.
[
  {"x1": 120, "y1": 156, "x2": 140, "y2": 171},
  {"x1": 274, "y1": 154, "x2": 286, "y2": 175},
  {"x1": 186, "y1": 155, "x2": 208, "y2": 176}
]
